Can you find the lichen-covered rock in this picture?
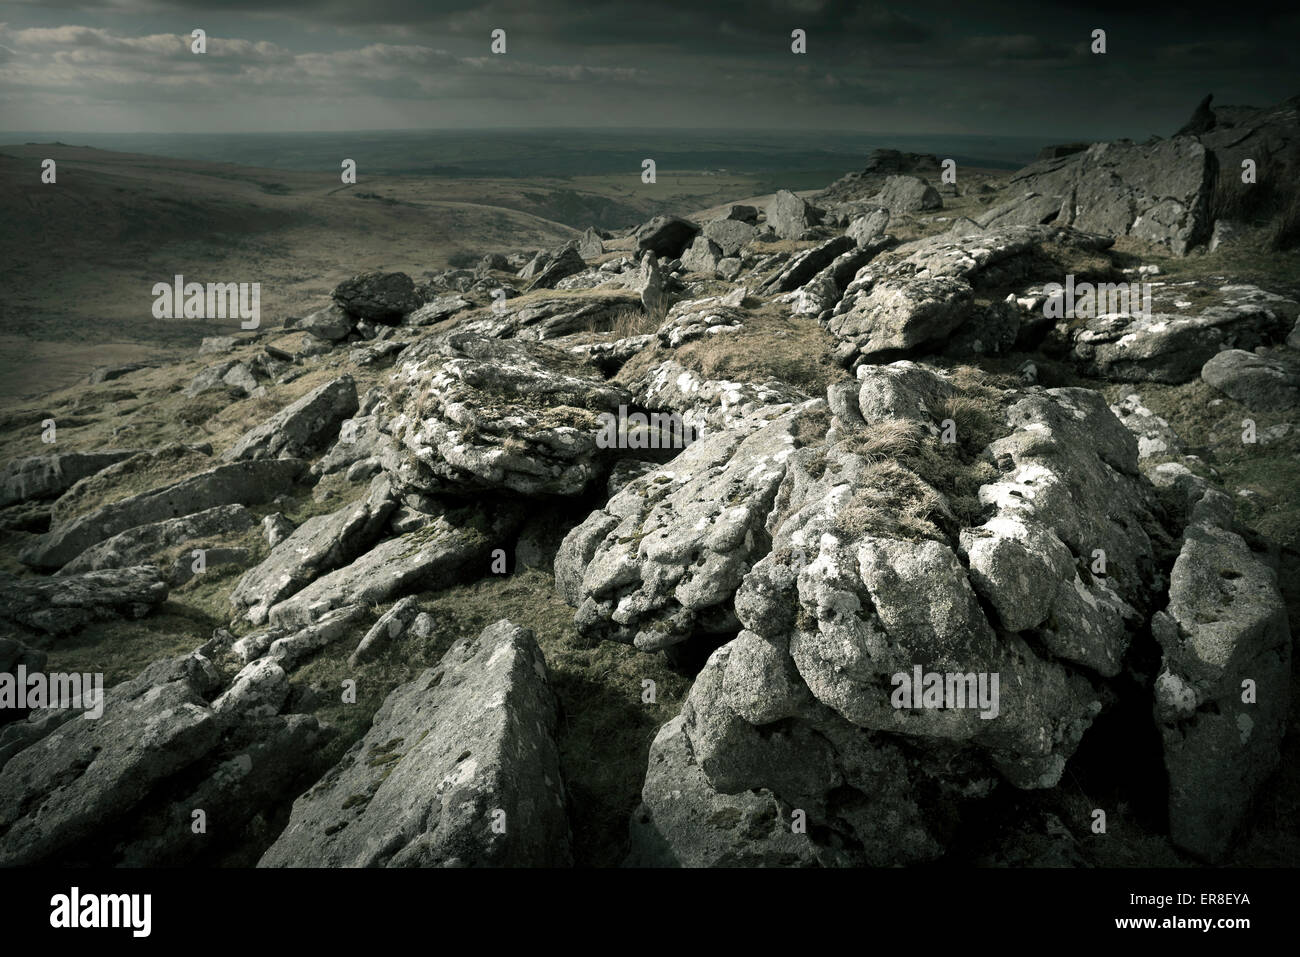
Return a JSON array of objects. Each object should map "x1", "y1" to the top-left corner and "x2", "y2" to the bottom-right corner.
[
  {"x1": 1153, "y1": 501, "x2": 1290, "y2": 862},
  {"x1": 60, "y1": 504, "x2": 255, "y2": 574},
  {"x1": 1071, "y1": 286, "x2": 1297, "y2": 383},
  {"x1": 828, "y1": 225, "x2": 1111, "y2": 365},
  {"x1": 230, "y1": 474, "x2": 397, "y2": 625},
  {"x1": 259, "y1": 620, "x2": 570, "y2": 867},
  {"x1": 222, "y1": 375, "x2": 358, "y2": 462},
  {"x1": 0, "y1": 565, "x2": 169, "y2": 637},
  {"x1": 20, "y1": 458, "x2": 306, "y2": 570},
  {"x1": 555, "y1": 401, "x2": 821, "y2": 651},
  {"x1": 385, "y1": 332, "x2": 632, "y2": 497},
  {"x1": 874, "y1": 174, "x2": 942, "y2": 213},
  {"x1": 0, "y1": 450, "x2": 137, "y2": 509}
]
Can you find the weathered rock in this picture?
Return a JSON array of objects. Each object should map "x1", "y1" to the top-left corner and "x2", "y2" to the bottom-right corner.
[
  {"x1": 637, "y1": 253, "x2": 665, "y2": 316},
  {"x1": 1201, "y1": 349, "x2": 1300, "y2": 410},
  {"x1": 874, "y1": 174, "x2": 942, "y2": 213},
  {"x1": 222, "y1": 375, "x2": 358, "y2": 462},
  {"x1": 521, "y1": 242, "x2": 587, "y2": 290},
  {"x1": 404, "y1": 294, "x2": 471, "y2": 327},
  {"x1": 0, "y1": 565, "x2": 169, "y2": 636},
  {"x1": 1109, "y1": 394, "x2": 1185, "y2": 460},
  {"x1": 386, "y1": 333, "x2": 632, "y2": 497},
  {"x1": 456, "y1": 293, "x2": 635, "y2": 341},
  {"x1": 266, "y1": 500, "x2": 522, "y2": 629},
  {"x1": 556, "y1": 402, "x2": 819, "y2": 651},
  {"x1": 0, "y1": 451, "x2": 137, "y2": 508},
  {"x1": 349, "y1": 595, "x2": 421, "y2": 665},
  {"x1": 627, "y1": 715, "x2": 819, "y2": 867},
  {"x1": 981, "y1": 138, "x2": 1216, "y2": 254},
  {"x1": 846, "y1": 207, "x2": 891, "y2": 246},
  {"x1": 0, "y1": 653, "x2": 222, "y2": 866},
  {"x1": 702, "y1": 219, "x2": 754, "y2": 257},
  {"x1": 21, "y1": 458, "x2": 306, "y2": 571},
  {"x1": 829, "y1": 225, "x2": 1112, "y2": 365},
  {"x1": 578, "y1": 227, "x2": 605, "y2": 259},
  {"x1": 230, "y1": 474, "x2": 397, "y2": 625},
  {"x1": 680, "y1": 235, "x2": 723, "y2": 274},
  {"x1": 60, "y1": 503, "x2": 255, "y2": 574},
  {"x1": 634, "y1": 215, "x2": 700, "y2": 259},
  {"x1": 332, "y1": 271, "x2": 419, "y2": 322},
  {"x1": 260, "y1": 620, "x2": 570, "y2": 867},
  {"x1": 263, "y1": 512, "x2": 294, "y2": 547},
  {"x1": 761, "y1": 235, "x2": 855, "y2": 293},
  {"x1": 295, "y1": 303, "x2": 354, "y2": 341},
  {"x1": 198, "y1": 336, "x2": 238, "y2": 355},
  {"x1": 1071, "y1": 285, "x2": 1297, "y2": 383},
  {"x1": 1153, "y1": 510, "x2": 1290, "y2": 861},
  {"x1": 766, "y1": 189, "x2": 823, "y2": 240}
]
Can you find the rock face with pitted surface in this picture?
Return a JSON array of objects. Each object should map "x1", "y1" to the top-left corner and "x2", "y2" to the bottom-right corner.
[{"x1": 259, "y1": 620, "x2": 570, "y2": 867}]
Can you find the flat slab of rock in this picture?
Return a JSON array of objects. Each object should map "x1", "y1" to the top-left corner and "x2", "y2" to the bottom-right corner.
[
  {"x1": 0, "y1": 451, "x2": 137, "y2": 509},
  {"x1": 260, "y1": 620, "x2": 570, "y2": 867},
  {"x1": 0, "y1": 565, "x2": 169, "y2": 637},
  {"x1": 230, "y1": 475, "x2": 397, "y2": 625},
  {"x1": 266, "y1": 500, "x2": 522, "y2": 629},
  {"x1": 222, "y1": 375, "x2": 358, "y2": 462},
  {"x1": 20, "y1": 458, "x2": 306, "y2": 571},
  {"x1": 1071, "y1": 285, "x2": 1297, "y2": 383},
  {"x1": 60, "y1": 504, "x2": 255, "y2": 574}
]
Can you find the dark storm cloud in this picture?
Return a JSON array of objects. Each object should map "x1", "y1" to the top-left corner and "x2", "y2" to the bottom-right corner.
[{"x1": 0, "y1": 0, "x2": 1294, "y2": 136}]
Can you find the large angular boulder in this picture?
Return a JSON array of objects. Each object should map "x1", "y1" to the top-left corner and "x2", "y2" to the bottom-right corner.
[
  {"x1": 979, "y1": 138, "x2": 1216, "y2": 255},
  {"x1": 385, "y1": 333, "x2": 632, "y2": 497},
  {"x1": 634, "y1": 215, "x2": 700, "y2": 259},
  {"x1": 332, "y1": 271, "x2": 419, "y2": 322},
  {"x1": 222, "y1": 375, "x2": 358, "y2": 462},
  {"x1": 766, "y1": 189, "x2": 823, "y2": 240},
  {"x1": 259, "y1": 620, "x2": 570, "y2": 867}
]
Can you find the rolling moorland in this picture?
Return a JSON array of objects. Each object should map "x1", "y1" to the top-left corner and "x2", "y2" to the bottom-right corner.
[{"x1": 0, "y1": 95, "x2": 1297, "y2": 867}]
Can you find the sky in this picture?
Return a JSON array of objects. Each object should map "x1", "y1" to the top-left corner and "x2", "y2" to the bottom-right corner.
[{"x1": 0, "y1": 0, "x2": 1295, "y2": 140}]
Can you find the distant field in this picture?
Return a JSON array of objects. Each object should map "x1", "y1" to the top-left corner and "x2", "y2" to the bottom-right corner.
[{"x1": 0, "y1": 129, "x2": 1042, "y2": 399}]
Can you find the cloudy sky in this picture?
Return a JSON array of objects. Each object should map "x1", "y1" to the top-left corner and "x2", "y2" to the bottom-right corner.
[{"x1": 0, "y1": 0, "x2": 1294, "y2": 139}]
